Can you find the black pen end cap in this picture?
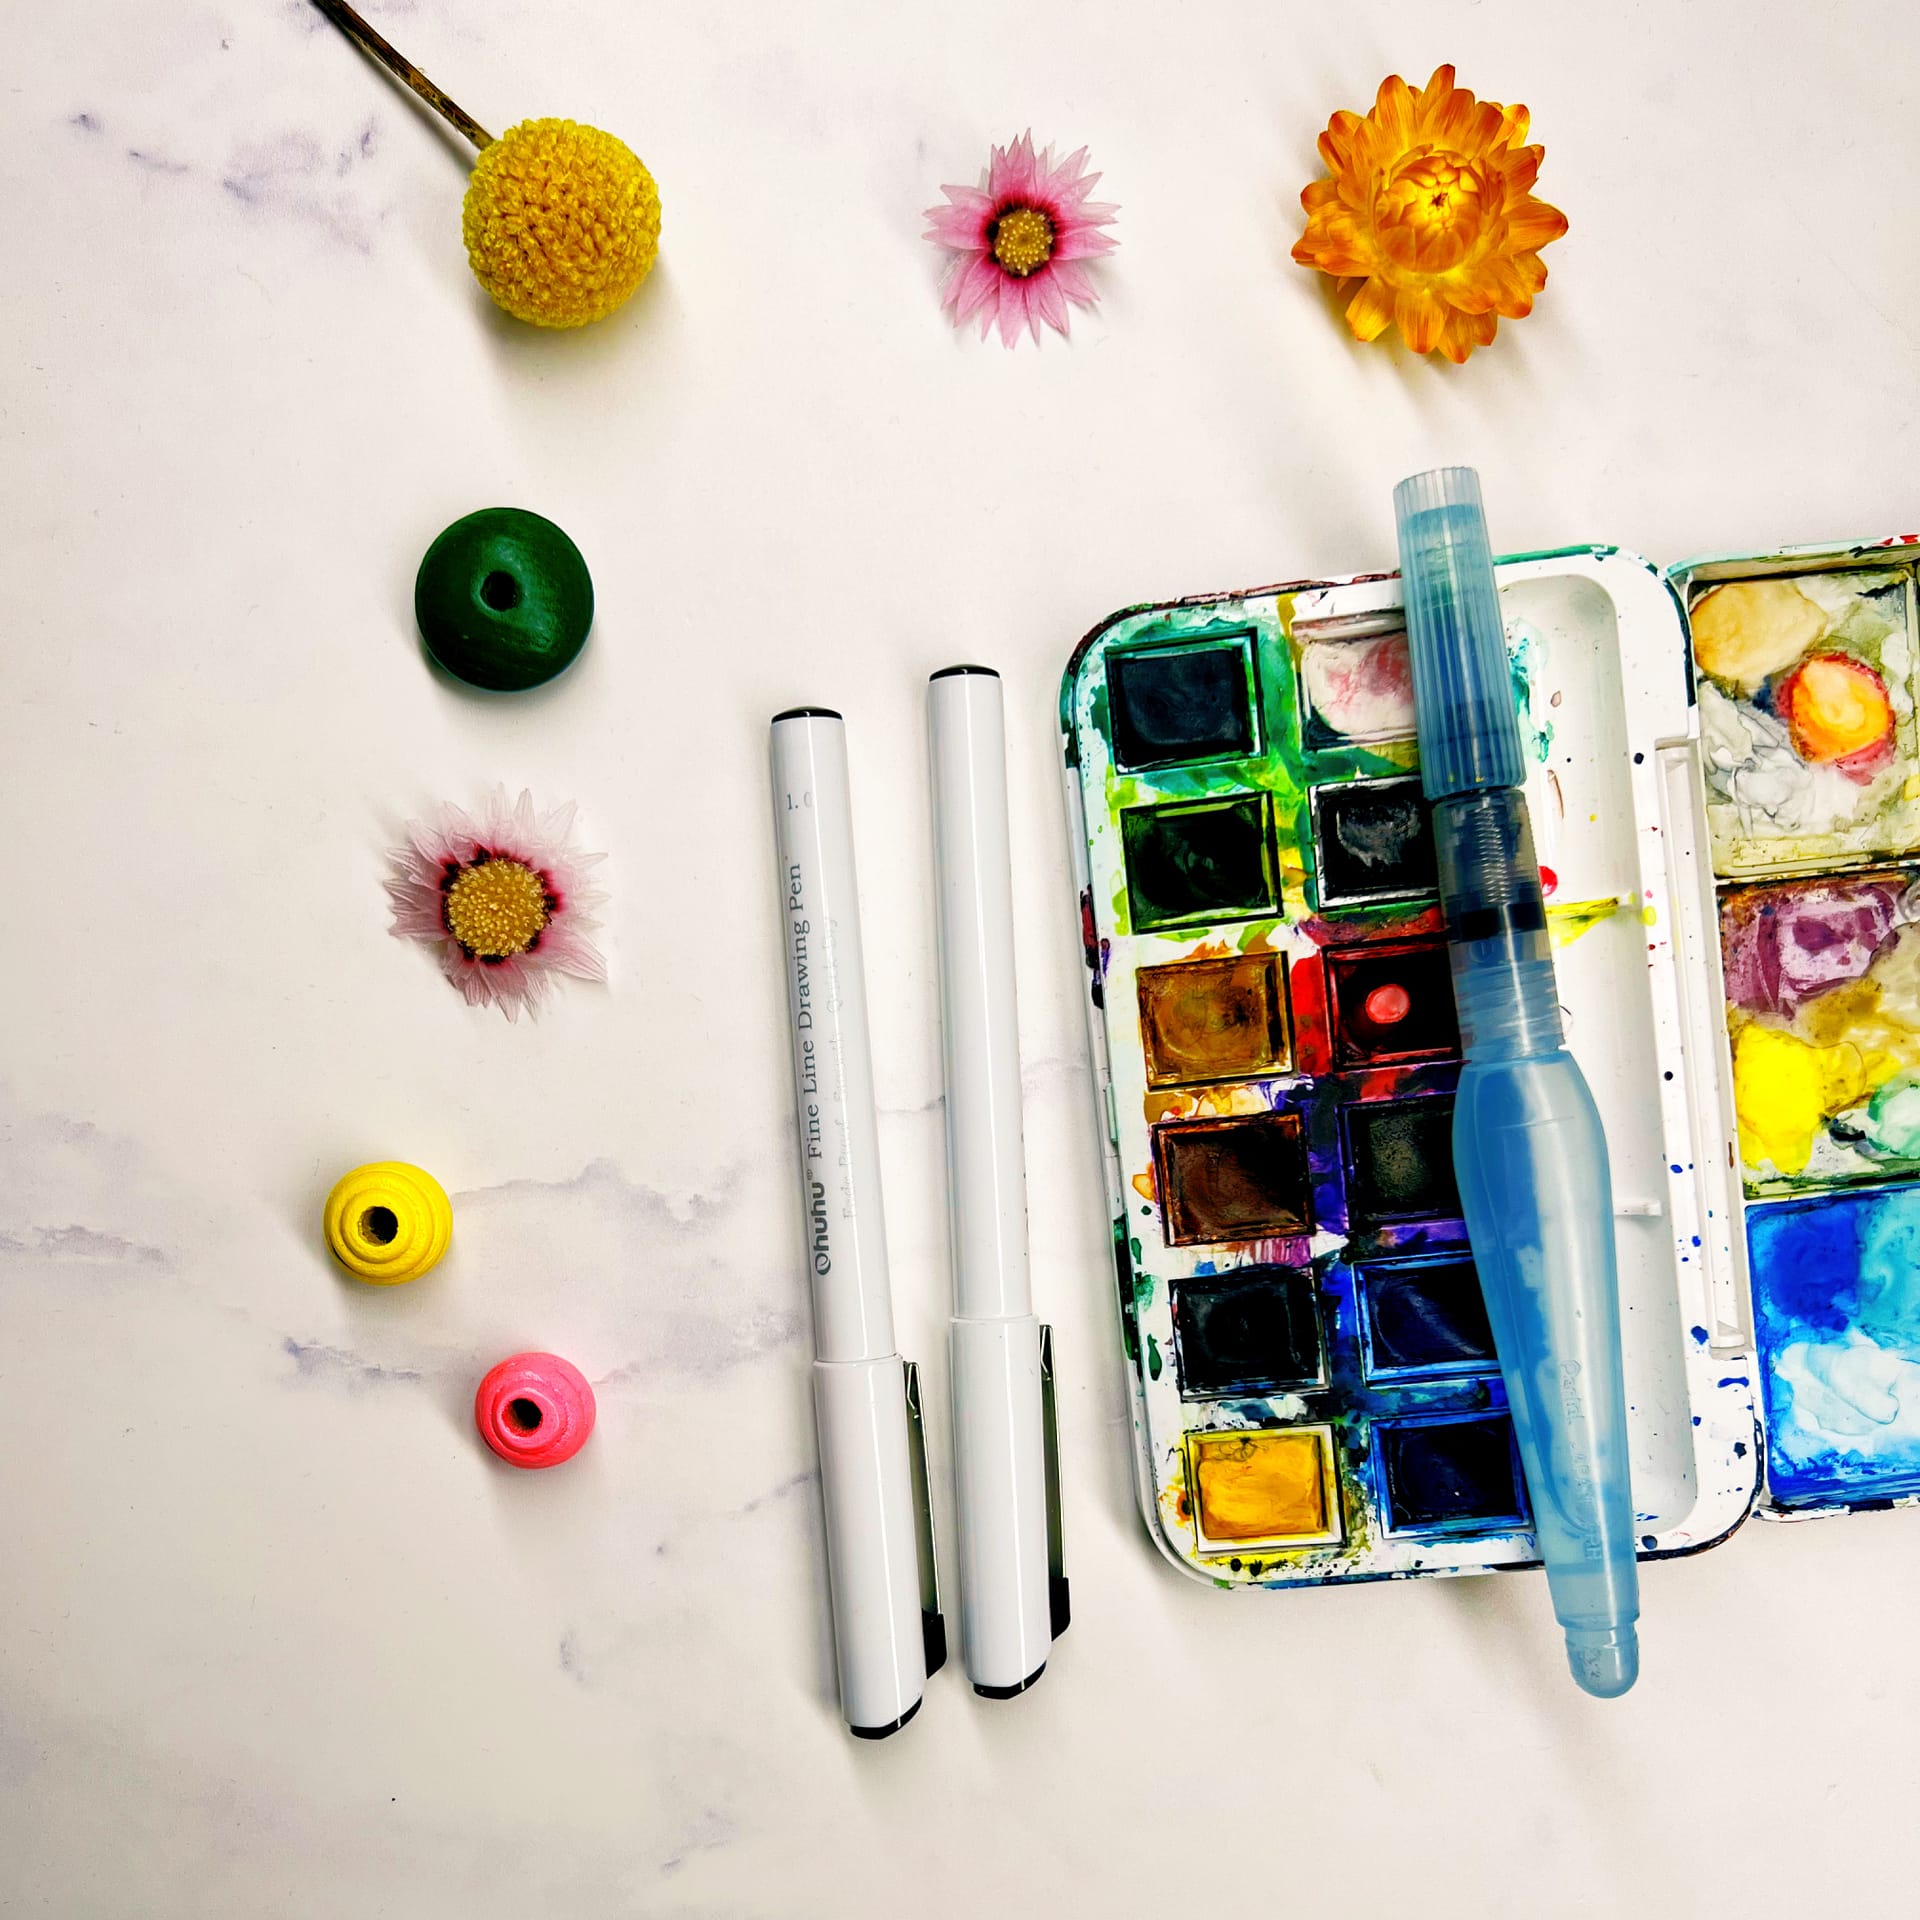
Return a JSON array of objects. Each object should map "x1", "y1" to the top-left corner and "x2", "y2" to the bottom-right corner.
[
  {"x1": 974, "y1": 1662, "x2": 1047, "y2": 1701},
  {"x1": 849, "y1": 1695, "x2": 922, "y2": 1741}
]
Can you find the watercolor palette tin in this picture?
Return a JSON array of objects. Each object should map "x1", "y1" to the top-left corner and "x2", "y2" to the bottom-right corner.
[{"x1": 1061, "y1": 533, "x2": 1920, "y2": 1588}]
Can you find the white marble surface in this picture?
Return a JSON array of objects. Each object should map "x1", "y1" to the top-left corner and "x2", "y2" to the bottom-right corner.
[{"x1": 7, "y1": 2, "x2": 1920, "y2": 1913}]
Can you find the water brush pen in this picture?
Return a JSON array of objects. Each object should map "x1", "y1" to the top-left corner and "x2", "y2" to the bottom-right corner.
[{"x1": 1394, "y1": 467, "x2": 1641, "y2": 1698}]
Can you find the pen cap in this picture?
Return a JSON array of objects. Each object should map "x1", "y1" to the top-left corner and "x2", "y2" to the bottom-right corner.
[{"x1": 1393, "y1": 467, "x2": 1524, "y2": 799}]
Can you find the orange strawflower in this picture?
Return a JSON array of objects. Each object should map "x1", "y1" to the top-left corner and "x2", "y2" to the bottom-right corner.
[{"x1": 1293, "y1": 64, "x2": 1568, "y2": 364}]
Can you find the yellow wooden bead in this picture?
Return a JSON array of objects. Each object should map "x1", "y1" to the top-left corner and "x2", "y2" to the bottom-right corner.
[{"x1": 323, "y1": 1161, "x2": 453, "y2": 1284}]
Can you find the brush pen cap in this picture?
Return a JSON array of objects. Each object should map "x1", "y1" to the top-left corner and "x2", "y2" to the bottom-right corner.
[
  {"x1": 949, "y1": 1315, "x2": 1053, "y2": 1696},
  {"x1": 1394, "y1": 466, "x2": 1525, "y2": 799},
  {"x1": 813, "y1": 1354, "x2": 931, "y2": 1736}
]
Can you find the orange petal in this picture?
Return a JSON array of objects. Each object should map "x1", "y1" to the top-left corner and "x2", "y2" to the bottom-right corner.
[
  {"x1": 1331, "y1": 161, "x2": 1376, "y2": 213},
  {"x1": 1344, "y1": 276, "x2": 1396, "y2": 343},
  {"x1": 1459, "y1": 97, "x2": 1508, "y2": 156},
  {"x1": 1442, "y1": 272, "x2": 1500, "y2": 316},
  {"x1": 1296, "y1": 208, "x2": 1372, "y2": 275},
  {"x1": 1498, "y1": 144, "x2": 1543, "y2": 197},
  {"x1": 1512, "y1": 249, "x2": 1548, "y2": 296},
  {"x1": 1342, "y1": 120, "x2": 1384, "y2": 187},
  {"x1": 1293, "y1": 236, "x2": 1359, "y2": 274},
  {"x1": 1468, "y1": 252, "x2": 1537, "y2": 316},
  {"x1": 1494, "y1": 102, "x2": 1531, "y2": 148},
  {"x1": 1371, "y1": 211, "x2": 1421, "y2": 268},
  {"x1": 1415, "y1": 63, "x2": 1458, "y2": 129},
  {"x1": 1429, "y1": 83, "x2": 1481, "y2": 148},
  {"x1": 1301, "y1": 177, "x2": 1343, "y2": 211},
  {"x1": 1508, "y1": 195, "x2": 1569, "y2": 249},
  {"x1": 1394, "y1": 285, "x2": 1448, "y2": 355},
  {"x1": 1318, "y1": 110, "x2": 1366, "y2": 173},
  {"x1": 1436, "y1": 307, "x2": 1497, "y2": 364},
  {"x1": 1373, "y1": 72, "x2": 1416, "y2": 151}
]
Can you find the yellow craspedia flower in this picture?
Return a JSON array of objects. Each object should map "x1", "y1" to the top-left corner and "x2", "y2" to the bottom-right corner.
[
  {"x1": 1293, "y1": 64, "x2": 1568, "y2": 364},
  {"x1": 463, "y1": 118, "x2": 662, "y2": 329}
]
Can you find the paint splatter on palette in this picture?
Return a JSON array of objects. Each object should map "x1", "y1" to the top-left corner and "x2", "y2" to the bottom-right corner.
[
  {"x1": 1063, "y1": 550, "x2": 1762, "y2": 1588},
  {"x1": 1677, "y1": 541, "x2": 1920, "y2": 1515}
]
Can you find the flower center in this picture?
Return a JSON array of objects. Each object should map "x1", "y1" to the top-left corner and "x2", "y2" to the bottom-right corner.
[
  {"x1": 443, "y1": 856, "x2": 551, "y2": 959},
  {"x1": 1377, "y1": 151, "x2": 1489, "y2": 271},
  {"x1": 991, "y1": 206, "x2": 1055, "y2": 277}
]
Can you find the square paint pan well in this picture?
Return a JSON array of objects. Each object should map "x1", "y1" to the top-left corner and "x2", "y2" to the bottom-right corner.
[
  {"x1": 1312, "y1": 776, "x2": 1438, "y2": 907},
  {"x1": 1375, "y1": 1413, "x2": 1529, "y2": 1535},
  {"x1": 1171, "y1": 1266, "x2": 1324, "y2": 1397},
  {"x1": 1185, "y1": 1425, "x2": 1343, "y2": 1550},
  {"x1": 1121, "y1": 793, "x2": 1277, "y2": 931},
  {"x1": 1298, "y1": 625, "x2": 1416, "y2": 748},
  {"x1": 1108, "y1": 636, "x2": 1258, "y2": 770},
  {"x1": 1359, "y1": 1254, "x2": 1498, "y2": 1379},
  {"x1": 1154, "y1": 1111, "x2": 1313, "y2": 1246},
  {"x1": 1137, "y1": 951, "x2": 1290, "y2": 1088},
  {"x1": 1342, "y1": 1094, "x2": 1462, "y2": 1228},
  {"x1": 1325, "y1": 937, "x2": 1460, "y2": 1068}
]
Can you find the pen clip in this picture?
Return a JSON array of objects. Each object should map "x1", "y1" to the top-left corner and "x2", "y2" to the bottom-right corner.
[
  {"x1": 902, "y1": 1360, "x2": 948, "y2": 1677},
  {"x1": 1040, "y1": 1325, "x2": 1071, "y2": 1640}
]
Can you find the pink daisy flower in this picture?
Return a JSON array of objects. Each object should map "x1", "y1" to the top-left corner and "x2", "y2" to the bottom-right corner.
[
  {"x1": 386, "y1": 789, "x2": 607, "y2": 1020},
  {"x1": 925, "y1": 131, "x2": 1118, "y2": 346}
]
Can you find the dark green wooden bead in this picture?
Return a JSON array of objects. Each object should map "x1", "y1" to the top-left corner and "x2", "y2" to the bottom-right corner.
[{"x1": 415, "y1": 508, "x2": 593, "y2": 692}]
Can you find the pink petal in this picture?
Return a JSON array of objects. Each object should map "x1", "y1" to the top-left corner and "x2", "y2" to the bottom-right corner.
[
  {"x1": 924, "y1": 186, "x2": 993, "y2": 246},
  {"x1": 549, "y1": 924, "x2": 609, "y2": 982},
  {"x1": 997, "y1": 279, "x2": 1030, "y2": 347},
  {"x1": 1001, "y1": 131, "x2": 1040, "y2": 200},
  {"x1": 1053, "y1": 225, "x2": 1118, "y2": 261},
  {"x1": 1047, "y1": 151, "x2": 1099, "y2": 204},
  {"x1": 1050, "y1": 258, "x2": 1097, "y2": 306},
  {"x1": 1031, "y1": 268, "x2": 1072, "y2": 337},
  {"x1": 925, "y1": 203, "x2": 989, "y2": 248},
  {"x1": 949, "y1": 251, "x2": 1003, "y2": 322},
  {"x1": 985, "y1": 140, "x2": 1015, "y2": 200}
]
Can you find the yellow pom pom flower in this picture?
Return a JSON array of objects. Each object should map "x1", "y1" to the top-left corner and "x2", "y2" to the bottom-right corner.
[
  {"x1": 311, "y1": 3, "x2": 660, "y2": 332},
  {"x1": 464, "y1": 119, "x2": 662, "y2": 330},
  {"x1": 1293, "y1": 64, "x2": 1568, "y2": 364}
]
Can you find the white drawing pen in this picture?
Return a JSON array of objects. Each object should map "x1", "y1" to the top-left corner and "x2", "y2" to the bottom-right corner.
[
  {"x1": 771, "y1": 707, "x2": 944, "y2": 1738},
  {"x1": 928, "y1": 667, "x2": 1069, "y2": 1698}
]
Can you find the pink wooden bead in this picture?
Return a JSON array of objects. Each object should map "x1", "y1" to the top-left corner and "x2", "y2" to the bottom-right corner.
[{"x1": 474, "y1": 1352, "x2": 596, "y2": 1469}]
